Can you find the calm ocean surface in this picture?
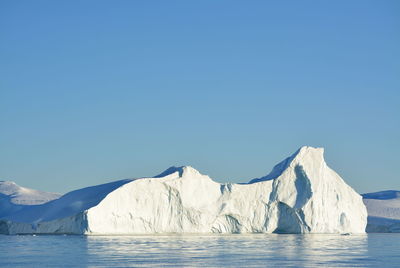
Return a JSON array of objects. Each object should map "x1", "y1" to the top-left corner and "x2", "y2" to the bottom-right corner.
[{"x1": 1, "y1": 233, "x2": 399, "y2": 267}]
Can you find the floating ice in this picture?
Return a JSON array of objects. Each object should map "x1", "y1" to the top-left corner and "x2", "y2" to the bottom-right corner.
[{"x1": 0, "y1": 146, "x2": 367, "y2": 235}]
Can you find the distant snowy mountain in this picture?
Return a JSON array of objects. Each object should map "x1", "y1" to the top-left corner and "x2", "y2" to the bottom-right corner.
[
  {"x1": 0, "y1": 146, "x2": 367, "y2": 235},
  {"x1": 0, "y1": 181, "x2": 61, "y2": 219},
  {"x1": 2, "y1": 179, "x2": 133, "y2": 224},
  {"x1": 362, "y1": 191, "x2": 400, "y2": 233},
  {"x1": 0, "y1": 181, "x2": 61, "y2": 205}
]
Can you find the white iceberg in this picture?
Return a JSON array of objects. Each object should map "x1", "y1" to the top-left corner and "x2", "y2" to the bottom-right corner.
[
  {"x1": 0, "y1": 146, "x2": 367, "y2": 235},
  {"x1": 362, "y1": 191, "x2": 400, "y2": 232}
]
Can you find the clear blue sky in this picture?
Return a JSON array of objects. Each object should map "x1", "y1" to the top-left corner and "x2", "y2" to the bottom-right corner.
[{"x1": 1, "y1": 1, "x2": 399, "y2": 194}]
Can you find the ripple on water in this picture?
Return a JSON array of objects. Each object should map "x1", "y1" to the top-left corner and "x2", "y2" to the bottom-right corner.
[{"x1": 0, "y1": 234, "x2": 399, "y2": 267}]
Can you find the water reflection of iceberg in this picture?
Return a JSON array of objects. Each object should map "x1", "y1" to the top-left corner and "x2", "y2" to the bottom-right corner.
[{"x1": 84, "y1": 234, "x2": 369, "y2": 267}]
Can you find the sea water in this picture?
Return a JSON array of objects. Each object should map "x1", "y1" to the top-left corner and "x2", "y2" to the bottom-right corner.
[{"x1": 1, "y1": 233, "x2": 399, "y2": 267}]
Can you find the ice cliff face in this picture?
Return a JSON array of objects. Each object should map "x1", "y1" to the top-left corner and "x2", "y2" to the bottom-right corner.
[{"x1": 0, "y1": 146, "x2": 367, "y2": 235}]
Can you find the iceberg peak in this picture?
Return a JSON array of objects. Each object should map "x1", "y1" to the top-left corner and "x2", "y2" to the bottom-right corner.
[
  {"x1": 249, "y1": 146, "x2": 325, "y2": 184},
  {"x1": 154, "y1": 165, "x2": 201, "y2": 178},
  {"x1": 294, "y1": 146, "x2": 324, "y2": 160}
]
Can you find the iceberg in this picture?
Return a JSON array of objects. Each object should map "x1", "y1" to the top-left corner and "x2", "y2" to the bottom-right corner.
[
  {"x1": 362, "y1": 191, "x2": 400, "y2": 232},
  {"x1": 0, "y1": 146, "x2": 367, "y2": 235}
]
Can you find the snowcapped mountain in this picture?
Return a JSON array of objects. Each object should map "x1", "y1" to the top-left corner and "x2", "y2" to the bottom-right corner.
[
  {"x1": 362, "y1": 191, "x2": 400, "y2": 232},
  {"x1": 1, "y1": 179, "x2": 133, "y2": 224},
  {"x1": 0, "y1": 146, "x2": 367, "y2": 235},
  {"x1": 0, "y1": 181, "x2": 61, "y2": 220},
  {"x1": 0, "y1": 181, "x2": 61, "y2": 205}
]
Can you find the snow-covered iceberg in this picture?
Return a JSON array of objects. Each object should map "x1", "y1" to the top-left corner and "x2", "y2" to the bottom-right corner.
[
  {"x1": 0, "y1": 146, "x2": 367, "y2": 235},
  {"x1": 362, "y1": 191, "x2": 400, "y2": 233}
]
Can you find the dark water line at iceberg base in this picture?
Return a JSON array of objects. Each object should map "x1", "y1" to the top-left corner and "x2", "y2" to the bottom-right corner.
[{"x1": 1, "y1": 234, "x2": 399, "y2": 267}]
